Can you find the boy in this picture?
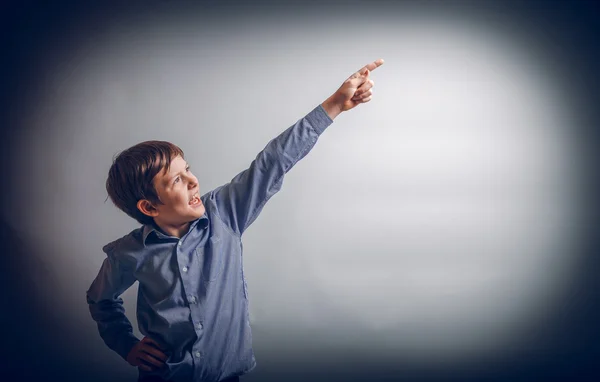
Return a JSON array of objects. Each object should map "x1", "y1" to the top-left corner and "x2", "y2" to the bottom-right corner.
[{"x1": 86, "y1": 59, "x2": 384, "y2": 382}]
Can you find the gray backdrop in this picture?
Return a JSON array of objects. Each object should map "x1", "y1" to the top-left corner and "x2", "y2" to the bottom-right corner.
[{"x1": 2, "y1": 1, "x2": 599, "y2": 381}]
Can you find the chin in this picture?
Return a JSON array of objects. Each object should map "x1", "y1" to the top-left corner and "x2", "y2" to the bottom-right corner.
[{"x1": 192, "y1": 205, "x2": 206, "y2": 218}]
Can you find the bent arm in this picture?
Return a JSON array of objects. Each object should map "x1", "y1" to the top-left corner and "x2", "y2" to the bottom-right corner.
[{"x1": 86, "y1": 253, "x2": 139, "y2": 361}]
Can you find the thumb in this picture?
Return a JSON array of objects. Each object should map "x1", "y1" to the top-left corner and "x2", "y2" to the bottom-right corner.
[{"x1": 350, "y1": 69, "x2": 369, "y2": 86}]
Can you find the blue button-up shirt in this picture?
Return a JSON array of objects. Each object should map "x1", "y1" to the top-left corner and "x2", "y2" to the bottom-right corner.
[{"x1": 86, "y1": 105, "x2": 333, "y2": 382}]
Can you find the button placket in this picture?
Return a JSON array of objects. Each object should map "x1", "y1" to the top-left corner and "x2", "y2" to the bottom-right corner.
[{"x1": 178, "y1": 239, "x2": 196, "y2": 306}]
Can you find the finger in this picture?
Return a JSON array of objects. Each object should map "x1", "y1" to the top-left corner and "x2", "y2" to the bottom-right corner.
[
  {"x1": 348, "y1": 66, "x2": 371, "y2": 80},
  {"x1": 350, "y1": 68, "x2": 371, "y2": 81},
  {"x1": 136, "y1": 356, "x2": 158, "y2": 371},
  {"x1": 358, "y1": 58, "x2": 384, "y2": 75},
  {"x1": 140, "y1": 352, "x2": 166, "y2": 367},
  {"x1": 141, "y1": 345, "x2": 168, "y2": 362},
  {"x1": 143, "y1": 337, "x2": 166, "y2": 351},
  {"x1": 348, "y1": 70, "x2": 365, "y2": 80},
  {"x1": 360, "y1": 95, "x2": 372, "y2": 103},
  {"x1": 347, "y1": 73, "x2": 370, "y2": 89},
  {"x1": 138, "y1": 363, "x2": 153, "y2": 372},
  {"x1": 348, "y1": 58, "x2": 384, "y2": 80},
  {"x1": 352, "y1": 89, "x2": 372, "y2": 101},
  {"x1": 352, "y1": 89, "x2": 372, "y2": 100},
  {"x1": 353, "y1": 80, "x2": 374, "y2": 97}
]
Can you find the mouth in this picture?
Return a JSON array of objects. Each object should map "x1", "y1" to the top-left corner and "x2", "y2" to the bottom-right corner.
[{"x1": 189, "y1": 192, "x2": 202, "y2": 207}]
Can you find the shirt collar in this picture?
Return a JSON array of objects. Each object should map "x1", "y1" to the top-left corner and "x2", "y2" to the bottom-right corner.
[{"x1": 142, "y1": 214, "x2": 209, "y2": 247}]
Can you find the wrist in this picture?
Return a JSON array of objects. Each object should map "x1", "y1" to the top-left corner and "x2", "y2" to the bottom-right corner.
[{"x1": 321, "y1": 96, "x2": 343, "y2": 120}]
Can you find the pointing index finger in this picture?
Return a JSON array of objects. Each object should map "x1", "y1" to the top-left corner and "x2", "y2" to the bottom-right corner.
[
  {"x1": 349, "y1": 58, "x2": 385, "y2": 79},
  {"x1": 359, "y1": 58, "x2": 384, "y2": 75}
]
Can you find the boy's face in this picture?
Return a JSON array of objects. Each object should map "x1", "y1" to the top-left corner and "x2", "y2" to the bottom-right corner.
[{"x1": 147, "y1": 155, "x2": 205, "y2": 231}]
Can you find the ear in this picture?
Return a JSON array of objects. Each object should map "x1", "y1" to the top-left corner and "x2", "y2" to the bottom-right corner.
[{"x1": 137, "y1": 199, "x2": 159, "y2": 218}]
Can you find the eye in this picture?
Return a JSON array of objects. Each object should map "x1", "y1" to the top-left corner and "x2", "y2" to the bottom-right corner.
[
  {"x1": 185, "y1": 165, "x2": 190, "y2": 172},
  {"x1": 173, "y1": 176, "x2": 180, "y2": 184}
]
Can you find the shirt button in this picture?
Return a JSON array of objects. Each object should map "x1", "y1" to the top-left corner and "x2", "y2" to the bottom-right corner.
[
  {"x1": 196, "y1": 322, "x2": 203, "y2": 330},
  {"x1": 177, "y1": 241, "x2": 182, "y2": 247},
  {"x1": 195, "y1": 351, "x2": 202, "y2": 358},
  {"x1": 188, "y1": 296, "x2": 196, "y2": 304},
  {"x1": 182, "y1": 266, "x2": 188, "y2": 273}
]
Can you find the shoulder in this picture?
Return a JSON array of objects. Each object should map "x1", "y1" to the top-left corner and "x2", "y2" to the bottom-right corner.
[
  {"x1": 201, "y1": 188, "x2": 219, "y2": 204},
  {"x1": 102, "y1": 227, "x2": 145, "y2": 267},
  {"x1": 201, "y1": 189, "x2": 220, "y2": 219},
  {"x1": 201, "y1": 189, "x2": 241, "y2": 239}
]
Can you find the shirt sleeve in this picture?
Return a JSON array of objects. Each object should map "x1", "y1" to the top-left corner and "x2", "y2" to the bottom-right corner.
[
  {"x1": 213, "y1": 104, "x2": 333, "y2": 236},
  {"x1": 86, "y1": 248, "x2": 139, "y2": 361}
]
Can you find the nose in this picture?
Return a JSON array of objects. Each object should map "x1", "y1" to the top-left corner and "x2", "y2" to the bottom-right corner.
[{"x1": 187, "y1": 174, "x2": 198, "y2": 189}]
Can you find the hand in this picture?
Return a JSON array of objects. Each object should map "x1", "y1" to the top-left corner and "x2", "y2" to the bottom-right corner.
[
  {"x1": 322, "y1": 58, "x2": 384, "y2": 119},
  {"x1": 126, "y1": 336, "x2": 169, "y2": 372}
]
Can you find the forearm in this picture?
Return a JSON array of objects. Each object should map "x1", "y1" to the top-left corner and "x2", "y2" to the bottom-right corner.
[{"x1": 88, "y1": 297, "x2": 140, "y2": 360}]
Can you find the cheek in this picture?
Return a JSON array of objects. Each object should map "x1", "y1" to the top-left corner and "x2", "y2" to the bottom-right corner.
[
  {"x1": 177, "y1": 195, "x2": 188, "y2": 207},
  {"x1": 163, "y1": 195, "x2": 188, "y2": 212}
]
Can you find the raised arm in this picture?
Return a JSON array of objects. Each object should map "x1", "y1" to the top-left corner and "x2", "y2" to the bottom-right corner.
[{"x1": 211, "y1": 59, "x2": 384, "y2": 236}]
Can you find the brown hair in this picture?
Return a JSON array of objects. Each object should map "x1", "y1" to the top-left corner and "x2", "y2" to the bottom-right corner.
[{"x1": 106, "y1": 141, "x2": 184, "y2": 225}]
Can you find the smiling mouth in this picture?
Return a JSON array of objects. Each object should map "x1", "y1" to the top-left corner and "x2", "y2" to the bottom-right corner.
[{"x1": 189, "y1": 192, "x2": 202, "y2": 206}]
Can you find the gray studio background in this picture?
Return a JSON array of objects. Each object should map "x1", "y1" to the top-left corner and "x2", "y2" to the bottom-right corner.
[{"x1": 3, "y1": 2, "x2": 589, "y2": 381}]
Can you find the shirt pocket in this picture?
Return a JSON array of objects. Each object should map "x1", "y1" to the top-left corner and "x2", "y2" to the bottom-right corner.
[{"x1": 197, "y1": 236, "x2": 225, "y2": 283}]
